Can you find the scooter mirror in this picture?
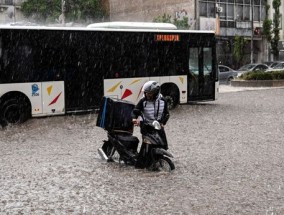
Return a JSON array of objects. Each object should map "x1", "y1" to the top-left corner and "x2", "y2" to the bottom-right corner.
[{"x1": 152, "y1": 120, "x2": 161, "y2": 130}]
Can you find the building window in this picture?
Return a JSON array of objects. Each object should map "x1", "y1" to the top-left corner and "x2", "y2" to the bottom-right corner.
[
  {"x1": 200, "y1": 0, "x2": 216, "y2": 18},
  {"x1": 227, "y1": 4, "x2": 234, "y2": 20},
  {"x1": 200, "y1": 0, "x2": 265, "y2": 23},
  {"x1": 236, "y1": 2, "x2": 250, "y2": 21},
  {"x1": 219, "y1": 3, "x2": 234, "y2": 20},
  {"x1": 5, "y1": 0, "x2": 14, "y2": 5},
  {"x1": 219, "y1": 3, "x2": 226, "y2": 19},
  {"x1": 254, "y1": 6, "x2": 260, "y2": 21}
]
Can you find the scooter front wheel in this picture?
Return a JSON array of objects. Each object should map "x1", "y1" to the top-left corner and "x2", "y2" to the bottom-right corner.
[{"x1": 152, "y1": 156, "x2": 175, "y2": 172}]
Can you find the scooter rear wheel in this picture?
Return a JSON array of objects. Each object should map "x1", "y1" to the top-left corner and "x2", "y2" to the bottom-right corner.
[
  {"x1": 102, "y1": 141, "x2": 114, "y2": 157},
  {"x1": 102, "y1": 141, "x2": 121, "y2": 162}
]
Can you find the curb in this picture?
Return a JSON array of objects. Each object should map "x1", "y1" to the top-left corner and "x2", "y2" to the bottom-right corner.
[{"x1": 231, "y1": 80, "x2": 284, "y2": 87}]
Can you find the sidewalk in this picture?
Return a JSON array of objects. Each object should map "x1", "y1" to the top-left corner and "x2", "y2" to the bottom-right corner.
[{"x1": 219, "y1": 84, "x2": 284, "y2": 93}]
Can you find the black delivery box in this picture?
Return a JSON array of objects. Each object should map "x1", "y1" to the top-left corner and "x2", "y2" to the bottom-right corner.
[{"x1": 96, "y1": 96, "x2": 135, "y2": 132}]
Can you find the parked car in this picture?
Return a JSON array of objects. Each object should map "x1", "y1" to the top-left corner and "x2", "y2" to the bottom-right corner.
[
  {"x1": 237, "y1": 63, "x2": 269, "y2": 77},
  {"x1": 263, "y1": 61, "x2": 274, "y2": 67},
  {"x1": 263, "y1": 61, "x2": 281, "y2": 68},
  {"x1": 218, "y1": 65, "x2": 237, "y2": 83},
  {"x1": 266, "y1": 62, "x2": 284, "y2": 72},
  {"x1": 270, "y1": 62, "x2": 281, "y2": 68}
]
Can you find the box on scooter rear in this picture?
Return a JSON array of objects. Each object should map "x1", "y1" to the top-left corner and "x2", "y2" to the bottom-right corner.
[{"x1": 96, "y1": 96, "x2": 135, "y2": 133}]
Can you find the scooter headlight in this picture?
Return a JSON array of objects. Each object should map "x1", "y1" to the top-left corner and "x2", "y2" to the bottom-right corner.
[{"x1": 143, "y1": 137, "x2": 152, "y2": 144}]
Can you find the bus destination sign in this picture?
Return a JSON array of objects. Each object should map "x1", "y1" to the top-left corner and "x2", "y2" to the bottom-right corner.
[{"x1": 155, "y1": 34, "x2": 180, "y2": 42}]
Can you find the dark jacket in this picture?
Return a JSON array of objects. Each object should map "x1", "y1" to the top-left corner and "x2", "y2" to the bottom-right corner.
[{"x1": 131, "y1": 94, "x2": 170, "y2": 125}]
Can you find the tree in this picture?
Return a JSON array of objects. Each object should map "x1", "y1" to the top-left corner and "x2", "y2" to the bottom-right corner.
[
  {"x1": 153, "y1": 13, "x2": 171, "y2": 23},
  {"x1": 233, "y1": 35, "x2": 248, "y2": 68},
  {"x1": 271, "y1": 0, "x2": 281, "y2": 60},
  {"x1": 262, "y1": 3, "x2": 272, "y2": 42},
  {"x1": 173, "y1": 17, "x2": 190, "y2": 30},
  {"x1": 262, "y1": 0, "x2": 281, "y2": 60},
  {"x1": 21, "y1": 0, "x2": 107, "y2": 24},
  {"x1": 153, "y1": 13, "x2": 190, "y2": 30}
]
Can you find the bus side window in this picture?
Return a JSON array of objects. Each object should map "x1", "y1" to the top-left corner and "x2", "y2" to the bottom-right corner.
[
  {"x1": 189, "y1": 48, "x2": 199, "y2": 75},
  {"x1": 203, "y1": 48, "x2": 212, "y2": 76}
]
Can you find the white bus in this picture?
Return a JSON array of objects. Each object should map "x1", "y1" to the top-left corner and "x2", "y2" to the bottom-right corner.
[{"x1": 0, "y1": 22, "x2": 219, "y2": 125}]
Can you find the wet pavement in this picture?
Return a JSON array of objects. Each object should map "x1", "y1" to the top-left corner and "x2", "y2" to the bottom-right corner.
[{"x1": 1, "y1": 86, "x2": 284, "y2": 214}]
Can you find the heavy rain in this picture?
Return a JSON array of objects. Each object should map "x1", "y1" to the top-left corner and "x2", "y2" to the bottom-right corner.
[
  {"x1": 1, "y1": 0, "x2": 284, "y2": 214},
  {"x1": 1, "y1": 86, "x2": 284, "y2": 214}
]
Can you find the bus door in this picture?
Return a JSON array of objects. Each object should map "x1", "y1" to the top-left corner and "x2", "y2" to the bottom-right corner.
[{"x1": 188, "y1": 47, "x2": 215, "y2": 101}]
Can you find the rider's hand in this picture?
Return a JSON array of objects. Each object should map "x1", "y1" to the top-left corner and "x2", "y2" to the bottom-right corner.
[
  {"x1": 160, "y1": 123, "x2": 164, "y2": 128},
  {"x1": 132, "y1": 119, "x2": 140, "y2": 126}
]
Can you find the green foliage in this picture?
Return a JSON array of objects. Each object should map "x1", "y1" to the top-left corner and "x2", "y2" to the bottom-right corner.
[
  {"x1": 66, "y1": 0, "x2": 105, "y2": 21},
  {"x1": 262, "y1": 19, "x2": 272, "y2": 41},
  {"x1": 271, "y1": 71, "x2": 284, "y2": 79},
  {"x1": 153, "y1": 13, "x2": 190, "y2": 29},
  {"x1": 261, "y1": 0, "x2": 281, "y2": 59},
  {"x1": 153, "y1": 13, "x2": 171, "y2": 23},
  {"x1": 262, "y1": 4, "x2": 272, "y2": 41},
  {"x1": 272, "y1": 0, "x2": 281, "y2": 8},
  {"x1": 233, "y1": 35, "x2": 248, "y2": 67},
  {"x1": 241, "y1": 71, "x2": 273, "y2": 80},
  {"x1": 271, "y1": 0, "x2": 281, "y2": 59},
  {"x1": 240, "y1": 70, "x2": 284, "y2": 80},
  {"x1": 21, "y1": 0, "x2": 106, "y2": 23},
  {"x1": 173, "y1": 17, "x2": 190, "y2": 30},
  {"x1": 21, "y1": 0, "x2": 60, "y2": 22}
]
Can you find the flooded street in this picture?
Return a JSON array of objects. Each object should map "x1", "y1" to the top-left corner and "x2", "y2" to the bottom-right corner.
[{"x1": 1, "y1": 88, "x2": 284, "y2": 215}]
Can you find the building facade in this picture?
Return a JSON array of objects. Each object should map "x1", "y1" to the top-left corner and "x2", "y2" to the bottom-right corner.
[
  {"x1": 0, "y1": 0, "x2": 24, "y2": 23},
  {"x1": 0, "y1": 0, "x2": 283, "y2": 65},
  {"x1": 198, "y1": 0, "x2": 267, "y2": 67},
  {"x1": 108, "y1": 0, "x2": 196, "y2": 28},
  {"x1": 108, "y1": 0, "x2": 284, "y2": 67}
]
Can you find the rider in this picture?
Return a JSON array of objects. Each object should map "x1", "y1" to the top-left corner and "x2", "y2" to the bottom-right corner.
[{"x1": 131, "y1": 81, "x2": 170, "y2": 168}]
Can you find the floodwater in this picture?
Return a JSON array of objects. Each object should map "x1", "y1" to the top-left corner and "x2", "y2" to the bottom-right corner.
[{"x1": 1, "y1": 87, "x2": 284, "y2": 214}]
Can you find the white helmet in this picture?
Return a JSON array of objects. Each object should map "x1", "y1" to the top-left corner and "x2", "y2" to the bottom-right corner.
[{"x1": 142, "y1": 81, "x2": 160, "y2": 100}]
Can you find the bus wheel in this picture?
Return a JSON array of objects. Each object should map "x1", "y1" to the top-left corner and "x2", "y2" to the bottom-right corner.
[
  {"x1": 1, "y1": 97, "x2": 31, "y2": 124},
  {"x1": 164, "y1": 94, "x2": 178, "y2": 110}
]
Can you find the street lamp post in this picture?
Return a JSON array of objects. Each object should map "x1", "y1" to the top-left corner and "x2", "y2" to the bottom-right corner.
[
  {"x1": 61, "y1": 0, "x2": 66, "y2": 26},
  {"x1": 215, "y1": 0, "x2": 220, "y2": 36},
  {"x1": 250, "y1": 0, "x2": 254, "y2": 63},
  {"x1": 13, "y1": 0, "x2": 16, "y2": 23}
]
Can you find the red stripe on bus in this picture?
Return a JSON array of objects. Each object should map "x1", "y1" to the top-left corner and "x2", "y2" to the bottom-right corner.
[{"x1": 48, "y1": 92, "x2": 62, "y2": 106}]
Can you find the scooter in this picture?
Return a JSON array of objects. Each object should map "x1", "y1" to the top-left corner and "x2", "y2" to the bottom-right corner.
[{"x1": 98, "y1": 113, "x2": 175, "y2": 172}]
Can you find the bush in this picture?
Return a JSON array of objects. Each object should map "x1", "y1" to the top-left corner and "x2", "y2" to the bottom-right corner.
[
  {"x1": 240, "y1": 70, "x2": 284, "y2": 80},
  {"x1": 271, "y1": 71, "x2": 284, "y2": 79}
]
